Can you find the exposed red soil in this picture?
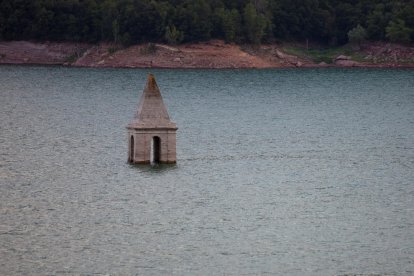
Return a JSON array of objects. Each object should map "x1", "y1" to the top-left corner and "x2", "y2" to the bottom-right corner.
[
  {"x1": 71, "y1": 40, "x2": 300, "y2": 68},
  {"x1": 0, "y1": 41, "x2": 89, "y2": 65},
  {"x1": 359, "y1": 42, "x2": 414, "y2": 67},
  {"x1": 0, "y1": 40, "x2": 413, "y2": 68}
]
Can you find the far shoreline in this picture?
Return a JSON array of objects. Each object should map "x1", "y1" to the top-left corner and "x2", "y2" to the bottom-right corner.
[
  {"x1": 1, "y1": 63, "x2": 414, "y2": 70},
  {"x1": 1, "y1": 40, "x2": 413, "y2": 70}
]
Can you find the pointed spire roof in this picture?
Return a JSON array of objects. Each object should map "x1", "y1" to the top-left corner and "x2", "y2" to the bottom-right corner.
[{"x1": 128, "y1": 74, "x2": 176, "y2": 129}]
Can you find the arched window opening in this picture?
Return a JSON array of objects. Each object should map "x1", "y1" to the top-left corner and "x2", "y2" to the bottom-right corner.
[
  {"x1": 129, "y1": 135, "x2": 134, "y2": 163},
  {"x1": 151, "y1": 136, "x2": 161, "y2": 164}
]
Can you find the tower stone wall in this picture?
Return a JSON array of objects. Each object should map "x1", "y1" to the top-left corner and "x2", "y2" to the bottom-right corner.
[{"x1": 127, "y1": 74, "x2": 177, "y2": 164}]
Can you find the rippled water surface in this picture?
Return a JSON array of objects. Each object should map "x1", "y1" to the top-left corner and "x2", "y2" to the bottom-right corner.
[{"x1": 1, "y1": 66, "x2": 414, "y2": 275}]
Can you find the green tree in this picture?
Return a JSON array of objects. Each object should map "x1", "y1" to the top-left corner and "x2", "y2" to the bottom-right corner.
[
  {"x1": 216, "y1": 7, "x2": 241, "y2": 43},
  {"x1": 366, "y1": 4, "x2": 390, "y2": 41},
  {"x1": 270, "y1": 0, "x2": 333, "y2": 44},
  {"x1": 0, "y1": 0, "x2": 412, "y2": 46},
  {"x1": 348, "y1": 24, "x2": 367, "y2": 48},
  {"x1": 386, "y1": 19, "x2": 413, "y2": 43},
  {"x1": 243, "y1": 2, "x2": 267, "y2": 44},
  {"x1": 112, "y1": 19, "x2": 119, "y2": 43},
  {"x1": 333, "y1": 1, "x2": 362, "y2": 44},
  {"x1": 164, "y1": 25, "x2": 183, "y2": 44},
  {"x1": 179, "y1": 0, "x2": 212, "y2": 41}
]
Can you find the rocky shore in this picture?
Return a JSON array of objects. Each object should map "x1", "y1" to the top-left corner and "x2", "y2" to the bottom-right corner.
[{"x1": 1, "y1": 40, "x2": 413, "y2": 69}]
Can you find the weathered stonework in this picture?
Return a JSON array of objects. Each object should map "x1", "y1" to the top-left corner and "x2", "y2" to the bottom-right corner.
[{"x1": 127, "y1": 74, "x2": 177, "y2": 164}]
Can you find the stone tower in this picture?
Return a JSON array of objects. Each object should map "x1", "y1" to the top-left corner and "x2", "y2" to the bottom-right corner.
[{"x1": 127, "y1": 74, "x2": 177, "y2": 164}]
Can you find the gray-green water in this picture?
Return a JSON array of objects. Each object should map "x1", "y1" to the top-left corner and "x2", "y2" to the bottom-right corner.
[{"x1": 1, "y1": 66, "x2": 413, "y2": 275}]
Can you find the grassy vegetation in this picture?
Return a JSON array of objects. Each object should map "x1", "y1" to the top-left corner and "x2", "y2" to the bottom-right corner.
[
  {"x1": 282, "y1": 45, "x2": 367, "y2": 64},
  {"x1": 65, "y1": 54, "x2": 77, "y2": 63}
]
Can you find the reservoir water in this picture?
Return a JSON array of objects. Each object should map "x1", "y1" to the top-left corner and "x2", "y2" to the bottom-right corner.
[{"x1": 1, "y1": 66, "x2": 413, "y2": 275}]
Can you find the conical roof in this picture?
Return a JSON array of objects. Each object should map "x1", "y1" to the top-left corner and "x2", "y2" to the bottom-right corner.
[{"x1": 128, "y1": 74, "x2": 177, "y2": 129}]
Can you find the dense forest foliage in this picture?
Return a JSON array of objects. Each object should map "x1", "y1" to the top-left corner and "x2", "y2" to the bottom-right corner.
[{"x1": 0, "y1": 0, "x2": 413, "y2": 45}]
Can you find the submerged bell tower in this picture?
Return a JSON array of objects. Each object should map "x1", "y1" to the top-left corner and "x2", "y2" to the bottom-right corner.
[{"x1": 127, "y1": 74, "x2": 177, "y2": 164}]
